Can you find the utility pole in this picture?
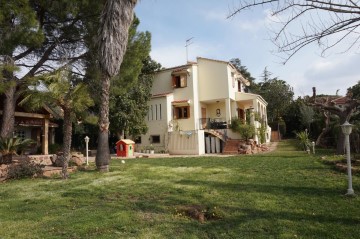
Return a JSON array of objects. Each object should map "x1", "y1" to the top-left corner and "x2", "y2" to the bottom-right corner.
[{"x1": 185, "y1": 37, "x2": 194, "y2": 63}]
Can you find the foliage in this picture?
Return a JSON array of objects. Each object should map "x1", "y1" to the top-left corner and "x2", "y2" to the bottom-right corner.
[
  {"x1": 0, "y1": 0, "x2": 103, "y2": 138},
  {"x1": 7, "y1": 159, "x2": 43, "y2": 179},
  {"x1": 0, "y1": 0, "x2": 44, "y2": 55},
  {"x1": 109, "y1": 17, "x2": 160, "y2": 139},
  {"x1": 299, "y1": 102, "x2": 315, "y2": 130},
  {"x1": 48, "y1": 144, "x2": 62, "y2": 154},
  {"x1": 0, "y1": 141, "x2": 359, "y2": 238},
  {"x1": 21, "y1": 69, "x2": 94, "y2": 178},
  {"x1": 257, "y1": 70, "x2": 294, "y2": 124},
  {"x1": 230, "y1": 118, "x2": 255, "y2": 141},
  {"x1": 283, "y1": 97, "x2": 309, "y2": 137},
  {"x1": 257, "y1": 122, "x2": 267, "y2": 144},
  {"x1": 229, "y1": 58, "x2": 258, "y2": 92},
  {"x1": 0, "y1": 137, "x2": 34, "y2": 156},
  {"x1": 23, "y1": 70, "x2": 94, "y2": 117},
  {"x1": 295, "y1": 130, "x2": 311, "y2": 151}
]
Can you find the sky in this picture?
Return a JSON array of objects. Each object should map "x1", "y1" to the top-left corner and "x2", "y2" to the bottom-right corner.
[{"x1": 134, "y1": 0, "x2": 360, "y2": 97}]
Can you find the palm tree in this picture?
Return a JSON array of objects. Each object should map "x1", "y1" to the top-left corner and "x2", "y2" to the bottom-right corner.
[
  {"x1": 96, "y1": 0, "x2": 137, "y2": 172},
  {"x1": 21, "y1": 70, "x2": 94, "y2": 179}
]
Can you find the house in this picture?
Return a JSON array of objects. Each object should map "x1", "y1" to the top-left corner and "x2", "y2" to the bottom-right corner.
[
  {"x1": 137, "y1": 57, "x2": 271, "y2": 155},
  {"x1": 0, "y1": 96, "x2": 59, "y2": 155}
]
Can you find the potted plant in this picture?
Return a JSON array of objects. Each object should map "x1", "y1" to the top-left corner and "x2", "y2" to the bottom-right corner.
[
  {"x1": 149, "y1": 144, "x2": 155, "y2": 154},
  {"x1": 145, "y1": 146, "x2": 150, "y2": 154}
]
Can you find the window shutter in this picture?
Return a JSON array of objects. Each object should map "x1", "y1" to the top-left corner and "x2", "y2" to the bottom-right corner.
[
  {"x1": 180, "y1": 75, "x2": 187, "y2": 87},
  {"x1": 172, "y1": 76, "x2": 176, "y2": 88}
]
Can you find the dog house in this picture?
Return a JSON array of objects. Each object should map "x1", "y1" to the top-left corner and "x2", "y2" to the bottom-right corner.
[{"x1": 116, "y1": 139, "x2": 135, "y2": 157}]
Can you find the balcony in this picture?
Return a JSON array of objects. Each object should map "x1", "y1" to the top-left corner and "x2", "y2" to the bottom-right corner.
[{"x1": 199, "y1": 118, "x2": 228, "y2": 130}]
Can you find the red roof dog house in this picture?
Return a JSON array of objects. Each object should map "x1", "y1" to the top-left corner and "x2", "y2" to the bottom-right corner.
[{"x1": 116, "y1": 139, "x2": 135, "y2": 157}]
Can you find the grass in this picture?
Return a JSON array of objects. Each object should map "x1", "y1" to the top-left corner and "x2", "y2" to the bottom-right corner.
[{"x1": 0, "y1": 140, "x2": 359, "y2": 239}]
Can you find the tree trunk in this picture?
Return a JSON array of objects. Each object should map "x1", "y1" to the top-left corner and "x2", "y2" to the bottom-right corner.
[
  {"x1": 336, "y1": 115, "x2": 348, "y2": 155},
  {"x1": 0, "y1": 85, "x2": 16, "y2": 138},
  {"x1": 316, "y1": 112, "x2": 330, "y2": 146},
  {"x1": 96, "y1": 74, "x2": 111, "y2": 172},
  {"x1": 96, "y1": 0, "x2": 137, "y2": 172},
  {"x1": 62, "y1": 108, "x2": 72, "y2": 179}
]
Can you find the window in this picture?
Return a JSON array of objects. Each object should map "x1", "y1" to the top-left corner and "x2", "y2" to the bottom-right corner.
[
  {"x1": 155, "y1": 104, "x2": 158, "y2": 120},
  {"x1": 173, "y1": 106, "x2": 190, "y2": 119},
  {"x1": 14, "y1": 130, "x2": 25, "y2": 140},
  {"x1": 150, "y1": 135, "x2": 160, "y2": 143},
  {"x1": 159, "y1": 104, "x2": 162, "y2": 120},
  {"x1": 237, "y1": 80, "x2": 242, "y2": 92},
  {"x1": 134, "y1": 136, "x2": 141, "y2": 144},
  {"x1": 172, "y1": 75, "x2": 187, "y2": 88},
  {"x1": 151, "y1": 105, "x2": 153, "y2": 120}
]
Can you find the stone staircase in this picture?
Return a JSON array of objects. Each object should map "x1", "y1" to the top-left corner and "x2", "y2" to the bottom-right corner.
[
  {"x1": 222, "y1": 139, "x2": 242, "y2": 155},
  {"x1": 205, "y1": 129, "x2": 227, "y2": 142}
]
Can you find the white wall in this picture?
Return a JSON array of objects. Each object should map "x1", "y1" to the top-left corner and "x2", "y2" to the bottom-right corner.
[
  {"x1": 198, "y1": 58, "x2": 230, "y2": 101},
  {"x1": 168, "y1": 130, "x2": 205, "y2": 155}
]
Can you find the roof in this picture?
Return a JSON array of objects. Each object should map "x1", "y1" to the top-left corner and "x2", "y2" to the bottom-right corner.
[
  {"x1": 151, "y1": 92, "x2": 172, "y2": 98},
  {"x1": 116, "y1": 139, "x2": 135, "y2": 145},
  {"x1": 172, "y1": 99, "x2": 191, "y2": 106},
  {"x1": 155, "y1": 63, "x2": 196, "y2": 74},
  {"x1": 331, "y1": 96, "x2": 349, "y2": 105}
]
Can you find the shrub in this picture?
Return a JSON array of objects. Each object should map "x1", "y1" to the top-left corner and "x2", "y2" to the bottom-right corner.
[
  {"x1": 257, "y1": 122, "x2": 267, "y2": 144},
  {"x1": 0, "y1": 137, "x2": 34, "y2": 154},
  {"x1": 49, "y1": 143, "x2": 62, "y2": 154},
  {"x1": 230, "y1": 118, "x2": 255, "y2": 141},
  {"x1": 295, "y1": 131, "x2": 311, "y2": 151},
  {"x1": 7, "y1": 159, "x2": 43, "y2": 179}
]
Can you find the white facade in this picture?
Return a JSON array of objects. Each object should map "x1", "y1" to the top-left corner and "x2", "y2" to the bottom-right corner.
[{"x1": 138, "y1": 57, "x2": 271, "y2": 155}]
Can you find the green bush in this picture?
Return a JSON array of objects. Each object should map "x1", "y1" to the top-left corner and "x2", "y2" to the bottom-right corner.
[
  {"x1": 230, "y1": 118, "x2": 255, "y2": 141},
  {"x1": 49, "y1": 143, "x2": 62, "y2": 154},
  {"x1": 0, "y1": 137, "x2": 34, "y2": 156},
  {"x1": 7, "y1": 159, "x2": 43, "y2": 179},
  {"x1": 295, "y1": 131, "x2": 311, "y2": 151},
  {"x1": 258, "y1": 123, "x2": 267, "y2": 144}
]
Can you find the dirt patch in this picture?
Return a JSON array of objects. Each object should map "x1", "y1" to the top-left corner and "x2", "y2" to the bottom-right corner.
[
  {"x1": 320, "y1": 156, "x2": 360, "y2": 175},
  {"x1": 174, "y1": 205, "x2": 223, "y2": 223}
]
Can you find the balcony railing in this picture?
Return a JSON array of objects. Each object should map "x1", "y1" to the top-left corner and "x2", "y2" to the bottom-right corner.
[{"x1": 199, "y1": 118, "x2": 228, "y2": 130}]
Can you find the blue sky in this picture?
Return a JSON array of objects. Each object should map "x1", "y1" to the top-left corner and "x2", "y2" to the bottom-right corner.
[{"x1": 135, "y1": 0, "x2": 360, "y2": 97}]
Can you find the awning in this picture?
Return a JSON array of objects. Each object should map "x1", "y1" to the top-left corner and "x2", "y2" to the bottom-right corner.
[
  {"x1": 171, "y1": 67, "x2": 189, "y2": 75},
  {"x1": 172, "y1": 99, "x2": 191, "y2": 106}
]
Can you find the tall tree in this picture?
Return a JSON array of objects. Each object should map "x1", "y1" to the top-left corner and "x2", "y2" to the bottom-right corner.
[
  {"x1": 110, "y1": 56, "x2": 161, "y2": 140},
  {"x1": 257, "y1": 69, "x2": 294, "y2": 123},
  {"x1": 228, "y1": 1, "x2": 360, "y2": 63},
  {"x1": 20, "y1": 69, "x2": 94, "y2": 179},
  {"x1": 229, "y1": 58, "x2": 258, "y2": 93},
  {"x1": 109, "y1": 17, "x2": 160, "y2": 140},
  {"x1": 96, "y1": 0, "x2": 137, "y2": 172},
  {"x1": 0, "y1": 0, "x2": 102, "y2": 138},
  {"x1": 0, "y1": 0, "x2": 44, "y2": 138},
  {"x1": 310, "y1": 87, "x2": 359, "y2": 154}
]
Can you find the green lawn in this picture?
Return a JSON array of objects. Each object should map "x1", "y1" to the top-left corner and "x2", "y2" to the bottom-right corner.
[{"x1": 1, "y1": 140, "x2": 359, "y2": 239}]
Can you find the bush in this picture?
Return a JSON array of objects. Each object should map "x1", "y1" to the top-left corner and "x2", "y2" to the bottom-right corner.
[
  {"x1": 230, "y1": 118, "x2": 255, "y2": 141},
  {"x1": 295, "y1": 131, "x2": 311, "y2": 151},
  {"x1": 49, "y1": 143, "x2": 62, "y2": 154},
  {"x1": 7, "y1": 159, "x2": 43, "y2": 179}
]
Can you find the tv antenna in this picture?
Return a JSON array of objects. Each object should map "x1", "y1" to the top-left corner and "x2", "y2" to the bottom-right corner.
[{"x1": 185, "y1": 37, "x2": 194, "y2": 63}]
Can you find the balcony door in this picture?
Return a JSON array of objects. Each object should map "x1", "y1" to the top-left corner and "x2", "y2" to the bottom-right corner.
[{"x1": 201, "y1": 108, "x2": 207, "y2": 129}]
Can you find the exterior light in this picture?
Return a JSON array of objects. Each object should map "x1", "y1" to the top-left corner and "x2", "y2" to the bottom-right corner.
[
  {"x1": 312, "y1": 141, "x2": 315, "y2": 154},
  {"x1": 341, "y1": 121, "x2": 353, "y2": 135},
  {"x1": 340, "y1": 121, "x2": 355, "y2": 196},
  {"x1": 84, "y1": 136, "x2": 90, "y2": 166}
]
